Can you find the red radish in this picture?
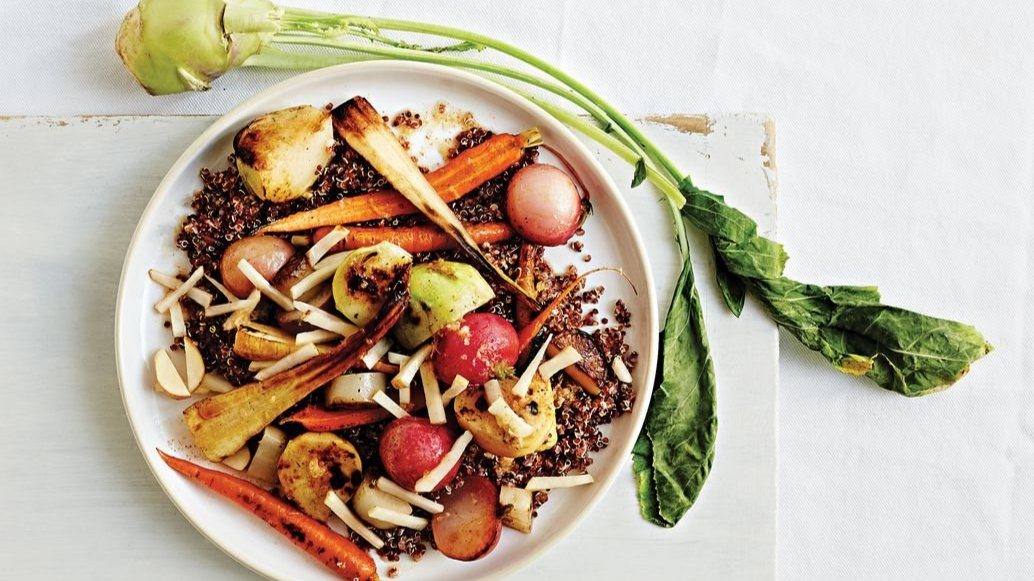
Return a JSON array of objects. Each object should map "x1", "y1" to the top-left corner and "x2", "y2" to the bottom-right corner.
[
  {"x1": 379, "y1": 417, "x2": 459, "y2": 491},
  {"x1": 219, "y1": 235, "x2": 295, "y2": 298},
  {"x1": 506, "y1": 164, "x2": 583, "y2": 246},
  {"x1": 432, "y1": 475, "x2": 503, "y2": 561},
  {"x1": 434, "y1": 313, "x2": 519, "y2": 385}
]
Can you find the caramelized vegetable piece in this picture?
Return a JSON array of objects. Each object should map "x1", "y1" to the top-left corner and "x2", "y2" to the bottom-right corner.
[
  {"x1": 314, "y1": 222, "x2": 514, "y2": 255},
  {"x1": 332, "y1": 96, "x2": 537, "y2": 303},
  {"x1": 546, "y1": 344, "x2": 601, "y2": 395},
  {"x1": 261, "y1": 129, "x2": 540, "y2": 232},
  {"x1": 219, "y1": 235, "x2": 296, "y2": 298},
  {"x1": 233, "y1": 327, "x2": 295, "y2": 361},
  {"x1": 277, "y1": 433, "x2": 363, "y2": 522},
  {"x1": 332, "y1": 241, "x2": 412, "y2": 326},
  {"x1": 234, "y1": 105, "x2": 335, "y2": 203},
  {"x1": 432, "y1": 475, "x2": 503, "y2": 561},
  {"x1": 184, "y1": 270, "x2": 409, "y2": 461},
  {"x1": 499, "y1": 485, "x2": 534, "y2": 533},
  {"x1": 271, "y1": 252, "x2": 315, "y2": 296},
  {"x1": 157, "y1": 450, "x2": 376, "y2": 580},
  {"x1": 554, "y1": 330, "x2": 609, "y2": 384},
  {"x1": 453, "y1": 375, "x2": 557, "y2": 458},
  {"x1": 282, "y1": 406, "x2": 391, "y2": 432},
  {"x1": 393, "y1": 261, "x2": 495, "y2": 350},
  {"x1": 514, "y1": 243, "x2": 540, "y2": 329},
  {"x1": 516, "y1": 267, "x2": 627, "y2": 359}
]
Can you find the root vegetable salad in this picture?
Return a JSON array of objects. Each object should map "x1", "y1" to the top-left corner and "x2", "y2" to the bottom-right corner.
[{"x1": 150, "y1": 97, "x2": 636, "y2": 578}]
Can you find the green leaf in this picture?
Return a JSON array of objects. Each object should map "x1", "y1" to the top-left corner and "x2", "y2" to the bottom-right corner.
[
  {"x1": 713, "y1": 236, "x2": 788, "y2": 280},
  {"x1": 679, "y1": 186, "x2": 758, "y2": 243},
  {"x1": 631, "y1": 158, "x2": 647, "y2": 188},
  {"x1": 631, "y1": 432, "x2": 663, "y2": 525},
  {"x1": 712, "y1": 239, "x2": 746, "y2": 316},
  {"x1": 752, "y1": 277, "x2": 992, "y2": 396},
  {"x1": 633, "y1": 220, "x2": 717, "y2": 526}
]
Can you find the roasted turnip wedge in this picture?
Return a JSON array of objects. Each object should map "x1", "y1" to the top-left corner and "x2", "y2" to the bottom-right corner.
[
  {"x1": 184, "y1": 269, "x2": 410, "y2": 461},
  {"x1": 332, "y1": 96, "x2": 537, "y2": 304},
  {"x1": 234, "y1": 105, "x2": 335, "y2": 202},
  {"x1": 432, "y1": 475, "x2": 503, "y2": 561},
  {"x1": 393, "y1": 261, "x2": 495, "y2": 350},
  {"x1": 454, "y1": 374, "x2": 557, "y2": 458},
  {"x1": 332, "y1": 241, "x2": 412, "y2": 326},
  {"x1": 277, "y1": 433, "x2": 362, "y2": 521},
  {"x1": 233, "y1": 326, "x2": 295, "y2": 361}
]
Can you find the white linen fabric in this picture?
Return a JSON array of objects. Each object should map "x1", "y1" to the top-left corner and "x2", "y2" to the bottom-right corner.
[{"x1": 1, "y1": 1, "x2": 1031, "y2": 579}]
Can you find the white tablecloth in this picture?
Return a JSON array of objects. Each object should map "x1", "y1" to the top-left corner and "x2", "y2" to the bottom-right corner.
[{"x1": 2, "y1": 1, "x2": 1031, "y2": 579}]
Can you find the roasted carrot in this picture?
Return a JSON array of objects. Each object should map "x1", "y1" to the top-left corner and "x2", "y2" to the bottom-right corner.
[
  {"x1": 156, "y1": 450, "x2": 378, "y2": 580},
  {"x1": 283, "y1": 397, "x2": 428, "y2": 431},
  {"x1": 370, "y1": 360, "x2": 400, "y2": 375},
  {"x1": 514, "y1": 243, "x2": 540, "y2": 329},
  {"x1": 261, "y1": 128, "x2": 541, "y2": 233},
  {"x1": 282, "y1": 406, "x2": 394, "y2": 431},
  {"x1": 516, "y1": 268, "x2": 623, "y2": 358},
  {"x1": 545, "y1": 343, "x2": 601, "y2": 395},
  {"x1": 313, "y1": 222, "x2": 513, "y2": 254}
]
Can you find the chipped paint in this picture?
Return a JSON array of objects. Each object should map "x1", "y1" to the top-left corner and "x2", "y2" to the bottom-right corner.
[{"x1": 643, "y1": 113, "x2": 713, "y2": 135}]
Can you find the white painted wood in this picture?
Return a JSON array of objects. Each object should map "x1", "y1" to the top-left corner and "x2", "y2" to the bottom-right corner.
[{"x1": 0, "y1": 113, "x2": 776, "y2": 580}]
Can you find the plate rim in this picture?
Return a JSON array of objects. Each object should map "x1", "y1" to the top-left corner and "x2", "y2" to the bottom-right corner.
[{"x1": 114, "y1": 60, "x2": 659, "y2": 580}]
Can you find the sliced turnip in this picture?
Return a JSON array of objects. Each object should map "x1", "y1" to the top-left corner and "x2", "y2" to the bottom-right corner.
[
  {"x1": 154, "y1": 348, "x2": 191, "y2": 399},
  {"x1": 183, "y1": 337, "x2": 206, "y2": 392},
  {"x1": 499, "y1": 485, "x2": 534, "y2": 533},
  {"x1": 351, "y1": 477, "x2": 413, "y2": 530},
  {"x1": 325, "y1": 373, "x2": 388, "y2": 407},
  {"x1": 247, "y1": 425, "x2": 287, "y2": 488},
  {"x1": 222, "y1": 446, "x2": 251, "y2": 471}
]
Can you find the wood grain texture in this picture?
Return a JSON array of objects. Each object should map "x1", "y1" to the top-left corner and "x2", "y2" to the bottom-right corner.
[{"x1": 0, "y1": 114, "x2": 776, "y2": 580}]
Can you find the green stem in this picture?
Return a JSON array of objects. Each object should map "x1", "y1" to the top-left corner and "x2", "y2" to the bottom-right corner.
[
  {"x1": 356, "y1": 16, "x2": 688, "y2": 184},
  {"x1": 278, "y1": 9, "x2": 662, "y2": 179},
  {"x1": 269, "y1": 33, "x2": 632, "y2": 150},
  {"x1": 509, "y1": 90, "x2": 686, "y2": 207},
  {"x1": 241, "y1": 46, "x2": 373, "y2": 69}
]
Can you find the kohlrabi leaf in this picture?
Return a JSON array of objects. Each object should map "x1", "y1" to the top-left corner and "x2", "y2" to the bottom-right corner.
[
  {"x1": 633, "y1": 220, "x2": 717, "y2": 526},
  {"x1": 712, "y1": 240, "x2": 746, "y2": 317},
  {"x1": 752, "y1": 277, "x2": 992, "y2": 396}
]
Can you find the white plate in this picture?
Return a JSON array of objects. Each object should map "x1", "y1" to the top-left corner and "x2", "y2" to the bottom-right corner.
[{"x1": 115, "y1": 62, "x2": 658, "y2": 581}]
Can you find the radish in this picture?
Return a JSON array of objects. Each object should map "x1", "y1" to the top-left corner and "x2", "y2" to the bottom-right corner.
[
  {"x1": 378, "y1": 417, "x2": 459, "y2": 491},
  {"x1": 506, "y1": 164, "x2": 583, "y2": 246},
  {"x1": 219, "y1": 235, "x2": 295, "y2": 298},
  {"x1": 432, "y1": 475, "x2": 502, "y2": 561},
  {"x1": 433, "y1": 313, "x2": 519, "y2": 385}
]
